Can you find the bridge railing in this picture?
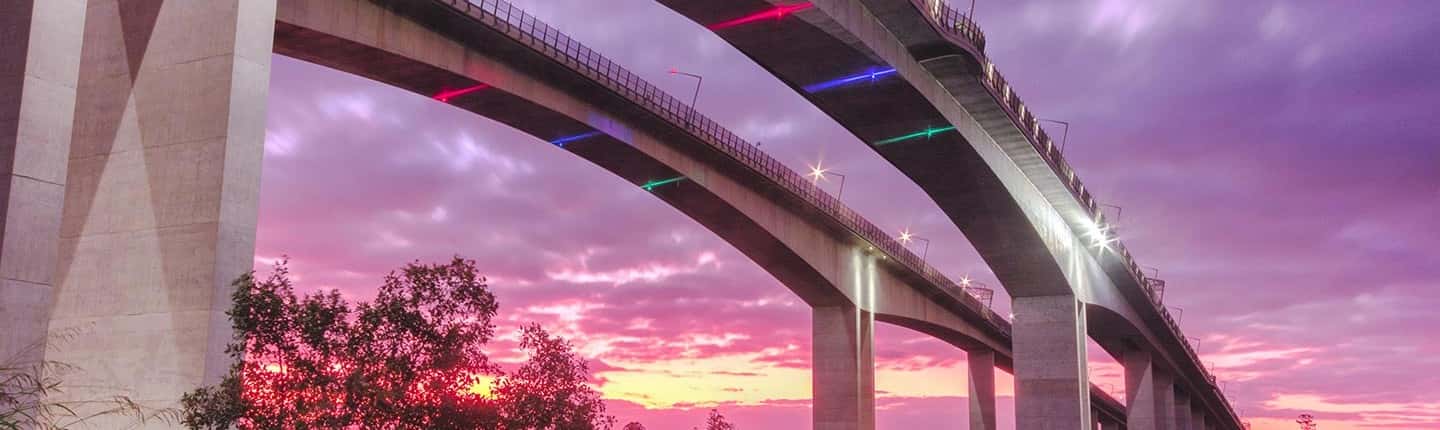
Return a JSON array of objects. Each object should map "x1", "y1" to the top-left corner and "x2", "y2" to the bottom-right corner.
[
  {"x1": 444, "y1": 0, "x2": 1010, "y2": 335},
  {"x1": 913, "y1": 0, "x2": 986, "y2": 51},
  {"x1": 913, "y1": 0, "x2": 1235, "y2": 421}
]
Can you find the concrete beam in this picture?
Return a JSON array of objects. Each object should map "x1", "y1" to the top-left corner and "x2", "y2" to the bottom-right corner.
[
  {"x1": 0, "y1": 0, "x2": 85, "y2": 366},
  {"x1": 813, "y1": 305, "x2": 876, "y2": 430},
  {"x1": 46, "y1": 0, "x2": 275, "y2": 423},
  {"x1": 968, "y1": 349, "x2": 997, "y2": 430},
  {"x1": 1013, "y1": 295, "x2": 1091, "y2": 429}
]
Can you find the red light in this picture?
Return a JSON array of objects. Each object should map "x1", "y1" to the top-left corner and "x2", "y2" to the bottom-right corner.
[
  {"x1": 433, "y1": 84, "x2": 490, "y2": 103},
  {"x1": 708, "y1": 3, "x2": 813, "y2": 31}
]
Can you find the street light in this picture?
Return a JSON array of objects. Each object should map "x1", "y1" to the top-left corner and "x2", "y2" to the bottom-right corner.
[
  {"x1": 897, "y1": 229, "x2": 931, "y2": 261},
  {"x1": 1038, "y1": 118, "x2": 1071, "y2": 154},
  {"x1": 806, "y1": 161, "x2": 847, "y2": 199},
  {"x1": 669, "y1": 68, "x2": 703, "y2": 126}
]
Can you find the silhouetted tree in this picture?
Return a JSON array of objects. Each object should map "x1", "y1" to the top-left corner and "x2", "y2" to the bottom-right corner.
[
  {"x1": 622, "y1": 422, "x2": 647, "y2": 430},
  {"x1": 705, "y1": 409, "x2": 735, "y2": 430},
  {"x1": 495, "y1": 323, "x2": 614, "y2": 430},
  {"x1": 181, "y1": 257, "x2": 613, "y2": 429}
]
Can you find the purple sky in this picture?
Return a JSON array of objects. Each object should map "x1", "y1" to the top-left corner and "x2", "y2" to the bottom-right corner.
[{"x1": 256, "y1": 0, "x2": 1440, "y2": 428}]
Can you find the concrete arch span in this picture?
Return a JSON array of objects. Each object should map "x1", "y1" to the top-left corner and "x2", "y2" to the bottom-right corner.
[{"x1": 273, "y1": 0, "x2": 1009, "y2": 354}]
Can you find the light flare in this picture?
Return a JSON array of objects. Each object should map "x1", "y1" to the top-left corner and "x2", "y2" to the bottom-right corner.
[
  {"x1": 709, "y1": 3, "x2": 814, "y2": 30},
  {"x1": 433, "y1": 84, "x2": 490, "y2": 103}
]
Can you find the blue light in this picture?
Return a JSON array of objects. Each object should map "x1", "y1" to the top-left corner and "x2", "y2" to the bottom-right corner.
[
  {"x1": 803, "y1": 67, "x2": 897, "y2": 93},
  {"x1": 549, "y1": 131, "x2": 603, "y2": 147}
]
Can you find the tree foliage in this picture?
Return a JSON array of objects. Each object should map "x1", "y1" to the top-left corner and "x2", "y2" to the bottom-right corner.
[
  {"x1": 704, "y1": 409, "x2": 734, "y2": 430},
  {"x1": 494, "y1": 324, "x2": 613, "y2": 430},
  {"x1": 181, "y1": 257, "x2": 611, "y2": 430}
]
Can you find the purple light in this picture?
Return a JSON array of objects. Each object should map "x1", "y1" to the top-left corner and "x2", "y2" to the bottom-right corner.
[
  {"x1": 549, "y1": 131, "x2": 603, "y2": 147},
  {"x1": 709, "y1": 3, "x2": 813, "y2": 31},
  {"x1": 803, "y1": 67, "x2": 897, "y2": 93}
]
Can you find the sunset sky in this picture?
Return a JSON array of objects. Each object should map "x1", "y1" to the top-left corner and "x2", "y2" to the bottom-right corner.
[{"x1": 254, "y1": 0, "x2": 1440, "y2": 428}]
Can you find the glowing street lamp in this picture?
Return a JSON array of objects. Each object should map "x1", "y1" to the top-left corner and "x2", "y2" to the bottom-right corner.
[
  {"x1": 669, "y1": 68, "x2": 703, "y2": 126},
  {"x1": 897, "y1": 229, "x2": 931, "y2": 261},
  {"x1": 1083, "y1": 218, "x2": 1115, "y2": 252},
  {"x1": 806, "y1": 162, "x2": 847, "y2": 198}
]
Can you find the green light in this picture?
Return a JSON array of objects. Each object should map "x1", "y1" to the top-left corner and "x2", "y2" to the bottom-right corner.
[
  {"x1": 872, "y1": 126, "x2": 956, "y2": 146},
  {"x1": 641, "y1": 176, "x2": 687, "y2": 191}
]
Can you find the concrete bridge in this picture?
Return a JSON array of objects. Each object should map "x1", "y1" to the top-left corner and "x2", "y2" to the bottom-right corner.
[
  {"x1": 653, "y1": 1, "x2": 1243, "y2": 429},
  {"x1": 1, "y1": 0, "x2": 1233, "y2": 428}
]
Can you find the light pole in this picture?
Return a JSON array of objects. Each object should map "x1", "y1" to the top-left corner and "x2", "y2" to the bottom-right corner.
[
  {"x1": 898, "y1": 229, "x2": 931, "y2": 261},
  {"x1": 669, "y1": 68, "x2": 703, "y2": 126},
  {"x1": 968, "y1": 0, "x2": 977, "y2": 19},
  {"x1": 1038, "y1": 118, "x2": 1071, "y2": 154},
  {"x1": 807, "y1": 162, "x2": 847, "y2": 199}
]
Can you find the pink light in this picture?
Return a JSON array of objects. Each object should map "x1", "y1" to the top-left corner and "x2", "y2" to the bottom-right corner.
[
  {"x1": 708, "y1": 3, "x2": 813, "y2": 31},
  {"x1": 433, "y1": 84, "x2": 490, "y2": 103}
]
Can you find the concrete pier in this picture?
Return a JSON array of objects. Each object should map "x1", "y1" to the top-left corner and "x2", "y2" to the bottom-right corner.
[
  {"x1": 968, "y1": 349, "x2": 998, "y2": 430},
  {"x1": 43, "y1": 1, "x2": 274, "y2": 425},
  {"x1": 0, "y1": 0, "x2": 85, "y2": 366},
  {"x1": 1175, "y1": 389, "x2": 1192, "y2": 430},
  {"x1": 813, "y1": 305, "x2": 876, "y2": 430},
  {"x1": 1013, "y1": 295, "x2": 1091, "y2": 429}
]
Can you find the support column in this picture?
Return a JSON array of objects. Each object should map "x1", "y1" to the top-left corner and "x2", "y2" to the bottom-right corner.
[
  {"x1": 1098, "y1": 418, "x2": 1122, "y2": 430},
  {"x1": 1125, "y1": 348, "x2": 1175, "y2": 430},
  {"x1": 1155, "y1": 370, "x2": 1176, "y2": 430},
  {"x1": 1191, "y1": 401, "x2": 1206, "y2": 430},
  {"x1": 967, "y1": 348, "x2": 997, "y2": 430},
  {"x1": 46, "y1": 0, "x2": 275, "y2": 424},
  {"x1": 1174, "y1": 389, "x2": 1192, "y2": 430},
  {"x1": 813, "y1": 305, "x2": 875, "y2": 430},
  {"x1": 0, "y1": 0, "x2": 85, "y2": 367},
  {"x1": 1013, "y1": 295, "x2": 1091, "y2": 429}
]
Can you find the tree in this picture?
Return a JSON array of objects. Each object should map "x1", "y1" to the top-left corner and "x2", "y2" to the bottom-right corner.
[
  {"x1": 494, "y1": 323, "x2": 614, "y2": 430},
  {"x1": 181, "y1": 257, "x2": 613, "y2": 429},
  {"x1": 622, "y1": 422, "x2": 647, "y2": 430},
  {"x1": 705, "y1": 409, "x2": 735, "y2": 430}
]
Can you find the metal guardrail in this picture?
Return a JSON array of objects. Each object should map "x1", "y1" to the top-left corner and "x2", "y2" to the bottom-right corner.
[
  {"x1": 437, "y1": 0, "x2": 1010, "y2": 336},
  {"x1": 916, "y1": 0, "x2": 986, "y2": 51},
  {"x1": 912, "y1": 0, "x2": 1242, "y2": 425}
]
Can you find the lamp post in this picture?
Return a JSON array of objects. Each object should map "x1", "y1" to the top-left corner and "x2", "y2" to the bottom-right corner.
[
  {"x1": 1038, "y1": 118, "x2": 1071, "y2": 154},
  {"x1": 807, "y1": 162, "x2": 847, "y2": 199},
  {"x1": 898, "y1": 229, "x2": 931, "y2": 261},
  {"x1": 669, "y1": 68, "x2": 703, "y2": 126}
]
